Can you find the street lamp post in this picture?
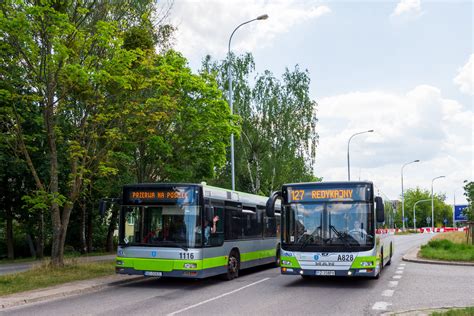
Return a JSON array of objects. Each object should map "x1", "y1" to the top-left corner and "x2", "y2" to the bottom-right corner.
[
  {"x1": 431, "y1": 176, "x2": 446, "y2": 231},
  {"x1": 228, "y1": 14, "x2": 268, "y2": 191},
  {"x1": 413, "y1": 199, "x2": 431, "y2": 230},
  {"x1": 347, "y1": 130, "x2": 374, "y2": 181},
  {"x1": 401, "y1": 160, "x2": 420, "y2": 230}
]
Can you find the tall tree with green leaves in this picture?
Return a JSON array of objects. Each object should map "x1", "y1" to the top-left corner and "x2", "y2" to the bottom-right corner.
[
  {"x1": 396, "y1": 187, "x2": 453, "y2": 228},
  {"x1": 202, "y1": 53, "x2": 319, "y2": 195},
  {"x1": 0, "y1": 0, "x2": 171, "y2": 265},
  {"x1": 462, "y1": 180, "x2": 473, "y2": 221}
]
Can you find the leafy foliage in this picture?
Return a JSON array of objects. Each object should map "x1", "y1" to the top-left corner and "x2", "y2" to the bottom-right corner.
[{"x1": 202, "y1": 53, "x2": 319, "y2": 195}]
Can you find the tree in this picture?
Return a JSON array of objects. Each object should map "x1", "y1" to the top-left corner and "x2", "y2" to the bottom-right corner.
[
  {"x1": 202, "y1": 53, "x2": 319, "y2": 195},
  {"x1": 463, "y1": 180, "x2": 474, "y2": 221},
  {"x1": 397, "y1": 187, "x2": 453, "y2": 228},
  {"x1": 0, "y1": 0, "x2": 165, "y2": 265}
]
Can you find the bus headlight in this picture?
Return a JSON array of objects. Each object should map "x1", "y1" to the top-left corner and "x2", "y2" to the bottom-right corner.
[
  {"x1": 184, "y1": 263, "x2": 197, "y2": 269},
  {"x1": 282, "y1": 260, "x2": 292, "y2": 266},
  {"x1": 360, "y1": 261, "x2": 373, "y2": 267},
  {"x1": 116, "y1": 260, "x2": 124, "y2": 265}
]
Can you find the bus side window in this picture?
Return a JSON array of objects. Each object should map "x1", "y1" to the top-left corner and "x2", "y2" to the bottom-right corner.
[{"x1": 206, "y1": 205, "x2": 224, "y2": 247}]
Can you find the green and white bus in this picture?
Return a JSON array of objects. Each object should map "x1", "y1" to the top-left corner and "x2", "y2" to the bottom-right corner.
[
  {"x1": 267, "y1": 181, "x2": 393, "y2": 279},
  {"x1": 113, "y1": 183, "x2": 280, "y2": 280}
]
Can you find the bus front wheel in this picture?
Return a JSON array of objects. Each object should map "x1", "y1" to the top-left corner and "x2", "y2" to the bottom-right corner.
[{"x1": 223, "y1": 251, "x2": 240, "y2": 281}]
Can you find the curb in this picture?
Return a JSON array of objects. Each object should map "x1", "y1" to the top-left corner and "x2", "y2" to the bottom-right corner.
[
  {"x1": 402, "y1": 247, "x2": 474, "y2": 267},
  {"x1": 0, "y1": 275, "x2": 144, "y2": 310},
  {"x1": 382, "y1": 305, "x2": 474, "y2": 316}
]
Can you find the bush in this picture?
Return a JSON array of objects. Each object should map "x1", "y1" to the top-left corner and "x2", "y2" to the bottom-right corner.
[{"x1": 420, "y1": 239, "x2": 474, "y2": 261}]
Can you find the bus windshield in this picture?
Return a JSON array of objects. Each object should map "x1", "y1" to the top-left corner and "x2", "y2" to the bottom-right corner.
[
  {"x1": 120, "y1": 205, "x2": 201, "y2": 249},
  {"x1": 283, "y1": 202, "x2": 374, "y2": 251}
]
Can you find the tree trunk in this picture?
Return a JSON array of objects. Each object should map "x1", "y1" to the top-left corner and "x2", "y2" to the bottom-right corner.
[
  {"x1": 26, "y1": 233, "x2": 36, "y2": 258},
  {"x1": 106, "y1": 206, "x2": 119, "y2": 252},
  {"x1": 86, "y1": 206, "x2": 93, "y2": 252},
  {"x1": 36, "y1": 210, "x2": 44, "y2": 259},
  {"x1": 6, "y1": 206, "x2": 14, "y2": 260},
  {"x1": 79, "y1": 200, "x2": 87, "y2": 254}
]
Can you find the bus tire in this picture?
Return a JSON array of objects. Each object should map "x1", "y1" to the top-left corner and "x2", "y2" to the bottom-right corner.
[
  {"x1": 275, "y1": 248, "x2": 281, "y2": 267},
  {"x1": 386, "y1": 244, "x2": 392, "y2": 266},
  {"x1": 223, "y1": 250, "x2": 240, "y2": 281},
  {"x1": 373, "y1": 252, "x2": 383, "y2": 279}
]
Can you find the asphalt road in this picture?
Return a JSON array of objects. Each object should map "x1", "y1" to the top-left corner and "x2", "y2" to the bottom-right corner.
[{"x1": 2, "y1": 234, "x2": 473, "y2": 315}]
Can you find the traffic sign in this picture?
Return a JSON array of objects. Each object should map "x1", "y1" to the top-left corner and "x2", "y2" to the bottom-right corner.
[{"x1": 454, "y1": 205, "x2": 468, "y2": 221}]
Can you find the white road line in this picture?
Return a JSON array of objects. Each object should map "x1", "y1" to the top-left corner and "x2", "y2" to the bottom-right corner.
[
  {"x1": 393, "y1": 275, "x2": 402, "y2": 279},
  {"x1": 397, "y1": 266, "x2": 405, "y2": 270},
  {"x1": 372, "y1": 301, "x2": 392, "y2": 310},
  {"x1": 388, "y1": 280, "x2": 399, "y2": 287},
  {"x1": 382, "y1": 289, "x2": 395, "y2": 297},
  {"x1": 400, "y1": 263, "x2": 406, "y2": 266},
  {"x1": 395, "y1": 270, "x2": 404, "y2": 274},
  {"x1": 167, "y1": 278, "x2": 270, "y2": 316}
]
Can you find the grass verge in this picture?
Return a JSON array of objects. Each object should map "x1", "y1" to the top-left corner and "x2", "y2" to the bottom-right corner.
[
  {"x1": 0, "y1": 251, "x2": 114, "y2": 265},
  {"x1": 0, "y1": 260, "x2": 115, "y2": 296},
  {"x1": 419, "y1": 233, "x2": 474, "y2": 262},
  {"x1": 431, "y1": 306, "x2": 474, "y2": 315}
]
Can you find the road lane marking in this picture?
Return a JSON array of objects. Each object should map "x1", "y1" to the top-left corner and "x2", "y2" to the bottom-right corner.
[
  {"x1": 372, "y1": 301, "x2": 392, "y2": 310},
  {"x1": 397, "y1": 266, "x2": 405, "y2": 270},
  {"x1": 395, "y1": 270, "x2": 404, "y2": 274},
  {"x1": 393, "y1": 275, "x2": 402, "y2": 279},
  {"x1": 400, "y1": 263, "x2": 406, "y2": 266},
  {"x1": 167, "y1": 278, "x2": 270, "y2": 316},
  {"x1": 382, "y1": 289, "x2": 394, "y2": 297},
  {"x1": 388, "y1": 281, "x2": 398, "y2": 287}
]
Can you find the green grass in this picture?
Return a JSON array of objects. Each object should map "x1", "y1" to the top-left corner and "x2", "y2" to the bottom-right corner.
[
  {"x1": 0, "y1": 251, "x2": 114, "y2": 265},
  {"x1": 0, "y1": 260, "x2": 115, "y2": 296},
  {"x1": 431, "y1": 307, "x2": 474, "y2": 316},
  {"x1": 419, "y1": 239, "x2": 474, "y2": 262}
]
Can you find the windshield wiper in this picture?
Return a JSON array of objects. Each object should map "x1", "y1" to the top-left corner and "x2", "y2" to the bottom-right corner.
[
  {"x1": 329, "y1": 225, "x2": 355, "y2": 247},
  {"x1": 298, "y1": 227, "x2": 322, "y2": 251},
  {"x1": 153, "y1": 241, "x2": 189, "y2": 251}
]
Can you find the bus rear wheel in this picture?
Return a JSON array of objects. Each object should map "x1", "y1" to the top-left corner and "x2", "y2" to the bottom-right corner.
[
  {"x1": 223, "y1": 251, "x2": 239, "y2": 281},
  {"x1": 386, "y1": 244, "x2": 392, "y2": 266}
]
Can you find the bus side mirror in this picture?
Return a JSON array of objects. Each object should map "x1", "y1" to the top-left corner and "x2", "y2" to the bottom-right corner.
[
  {"x1": 375, "y1": 196, "x2": 385, "y2": 223},
  {"x1": 266, "y1": 191, "x2": 282, "y2": 218},
  {"x1": 99, "y1": 200, "x2": 107, "y2": 217}
]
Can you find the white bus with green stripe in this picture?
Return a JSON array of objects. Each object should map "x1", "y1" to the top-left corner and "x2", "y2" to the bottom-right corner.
[
  {"x1": 114, "y1": 183, "x2": 280, "y2": 280},
  {"x1": 267, "y1": 181, "x2": 393, "y2": 279}
]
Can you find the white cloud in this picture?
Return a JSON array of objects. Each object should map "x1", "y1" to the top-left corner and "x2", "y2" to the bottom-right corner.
[
  {"x1": 169, "y1": 0, "x2": 331, "y2": 62},
  {"x1": 453, "y1": 54, "x2": 474, "y2": 95},
  {"x1": 314, "y1": 85, "x2": 472, "y2": 203},
  {"x1": 391, "y1": 0, "x2": 422, "y2": 17}
]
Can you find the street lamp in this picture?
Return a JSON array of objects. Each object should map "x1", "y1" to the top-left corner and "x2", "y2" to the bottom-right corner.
[
  {"x1": 413, "y1": 199, "x2": 430, "y2": 230},
  {"x1": 401, "y1": 159, "x2": 420, "y2": 230},
  {"x1": 431, "y1": 175, "x2": 446, "y2": 231},
  {"x1": 228, "y1": 14, "x2": 268, "y2": 191},
  {"x1": 347, "y1": 130, "x2": 374, "y2": 181}
]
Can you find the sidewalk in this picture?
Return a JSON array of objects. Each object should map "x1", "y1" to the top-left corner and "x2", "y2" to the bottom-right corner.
[
  {"x1": 402, "y1": 246, "x2": 474, "y2": 266},
  {"x1": 0, "y1": 274, "x2": 144, "y2": 310}
]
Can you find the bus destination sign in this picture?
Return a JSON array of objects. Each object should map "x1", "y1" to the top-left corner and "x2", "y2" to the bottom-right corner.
[
  {"x1": 124, "y1": 187, "x2": 195, "y2": 204},
  {"x1": 287, "y1": 184, "x2": 370, "y2": 203}
]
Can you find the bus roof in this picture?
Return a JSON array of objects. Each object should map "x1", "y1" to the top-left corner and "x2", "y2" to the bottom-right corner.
[
  {"x1": 122, "y1": 183, "x2": 270, "y2": 206},
  {"x1": 283, "y1": 181, "x2": 374, "y2": 187}
]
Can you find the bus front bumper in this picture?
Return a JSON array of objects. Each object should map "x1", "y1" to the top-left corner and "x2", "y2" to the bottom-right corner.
[
  {"x1": 115, "y1": 266, "x2": 227, "y2": 279},
  {"x1": 281, "y1": 267, "x2": 377, "y2": 277}
]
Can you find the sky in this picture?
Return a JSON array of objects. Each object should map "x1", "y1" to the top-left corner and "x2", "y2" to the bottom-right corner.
[{"x1": 165, "y1": 0, "x2": 473, "y2": 204}]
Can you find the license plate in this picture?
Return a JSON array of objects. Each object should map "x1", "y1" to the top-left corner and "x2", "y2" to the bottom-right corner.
[
  {"x1": 316, "y1": 270, "x2": 335, "y2": 276},
  {"x1": 144, "y1": 271, "x2": 162, "y2": 277}
]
